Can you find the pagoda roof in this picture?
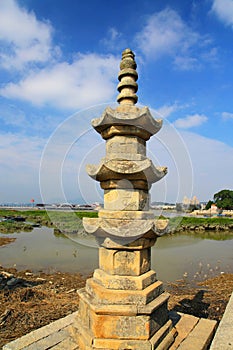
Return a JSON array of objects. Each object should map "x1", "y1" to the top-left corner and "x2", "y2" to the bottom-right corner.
[
  {"x1": 91, "y1": 106, "x2": 162, "y2": 139},
  {"x1": 86, "y1": 158, "x2": 167, "y2": 184}
]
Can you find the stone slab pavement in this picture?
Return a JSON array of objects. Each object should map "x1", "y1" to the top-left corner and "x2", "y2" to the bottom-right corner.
[
  {"x1": 209, "y1": 291, "x2": 233, "y2": 350},
  {"x1": 2, "y1": 292, "x2": 233, "y2": 350},
  {"x1": 2, "y1": 312, "x2": 79, "y2": 350}
]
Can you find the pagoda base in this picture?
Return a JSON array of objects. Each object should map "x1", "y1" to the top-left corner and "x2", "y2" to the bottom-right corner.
[
  {"x1": 75, "y1": 244, "x2": 177, "y2": 349},
  {"x1": 75, "y1": 283, "x2": 176, "y2": 349}
]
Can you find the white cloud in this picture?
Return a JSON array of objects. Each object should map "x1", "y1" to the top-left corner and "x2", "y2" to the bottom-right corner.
[
  {"x1": 0, "y1": 104, "x2": 27, "y2": 127},
  {"x1": 136, "y1": 8, "x2": 190, "y2": 58},
  {"x1": 173, "y1": 56, "x2": 201, "y2": 71},
  {"x1": 211, "y1": 0, "x2": 233, "y2": 27},
  {"x1": 174, "y1": 114, "x2": 208, "y2": 129},
  {"x1": 222, "y1": 112, "x2": 233, "y2": 120},
  {"x1": 0, "y1": 53, "x2": 119, "y2": 110},
  {"x1": 0, "y1": 132, "x2": 45, "y2": 202},
  {"x1": 0, "y1": 0, "x2": 55, "y2": 70},
  {"x1": 148, "y1": 121, "x2": 233, "y2": 202},
  {"x1": 100, "y1": 27, "x2": 126, "y2": 51},
  {"x1": 181, "y1": 131, "x2": 233, "y2": 200},
  {"x1": 135, "y1": 7, "x2": 216, "y2": 70},
  {"x1": 153, "y1": 103, "x2": 180, "y2": 118}
]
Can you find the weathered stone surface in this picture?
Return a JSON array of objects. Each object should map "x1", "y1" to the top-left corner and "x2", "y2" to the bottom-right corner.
[
  {"x1": 90, "y1": 312, "x2": 151, "y2": 339},
  {"x1": 106, "y1": 135, "x2": 146, "y2": 160},
  {"x1": 91, "y1": 319, "x2": 175, "y2": 349},
  {"x1": 104, "y1": 188, "x2": 149, "y2": 211},
  {"x1": 92, "y1": 105, "x2": 163, "y2": 138},
  {"x1": 101, "y1": 124, "x2": 152, "y2": 141},
  {"x1": 83, "y1": 217, "x2": 165, "y2": 239},
  {"x1": 100, "y1": 179, "x2": 151, "y2": 190},
  {"x1": 3, "y1": 312, "x2": 78, "y2": 350},
  {"x1": 155, "y1": 219, "x2": 169, "y2": 234},
  {"x1": 137, "y1": 292, "x2": 170, "y2": 314},
  {"x1": 74, "y1": 316, "x2": 93, "y2": 349},
  {"x1": 99, "y1": 247, "x2": 151, "y2": 276},
  {"x1": 177, "y1": 318, "x2": 217, "y2": 350},
  {"x1": 97, "y1": 236, "x2": 157, "y2": 250},
  {"x1": 86, "y1": 158, "x2": 167, "y2": 184},
  {"x1": 98, "y1": 209, "x2": 155, "y2": 220},
  {"x1": 77, "y1": 288, "x2": 138, "y2": 317},
  {"x1": 170, "y1": 313, "x2": 199, "y2": 349},
  {"x1": 93, "y1": 337, "x2": 152, "y2": 349},
  {"x1": 117, "y1": 49, "x2": 138, "y2": 105},
  {"x1": 150, "y1": 319, "x2": 175, "y2": 348},
  {"x1": 210, "y1": 291, "x2": 233, "y2": 350},
  {"x1": 77, "y1": 288, "x2": 169, "y2": 315},
  {"x1": 85, "y1": 278, "x2": 164, "y2": 305},
  {"x1": 93, "y1": 268, "x2": 157, "y2": 290}
]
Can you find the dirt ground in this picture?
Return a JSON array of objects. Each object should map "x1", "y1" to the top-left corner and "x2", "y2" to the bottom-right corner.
[
  {"x1": 0, "y1": 237, "x2": 16, "y2": 247},
  {"x1": 0, "y1": 263, "x2": 232, "y2": 349}
]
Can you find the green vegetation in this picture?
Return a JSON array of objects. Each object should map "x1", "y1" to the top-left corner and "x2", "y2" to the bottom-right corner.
[
  {"x1": 1, "y1": 209, "x2": 233, "y2": 237},
  {"x1": 206, "y1": 189, "x2": 233, "y2": 210},
  {"x1": 177, "y1": 216, "x2": 233, "y2": 226},
  {"x1": 167, "y1": 216, "x2": 233, "y2": 240},
  {"x1": 214, "y1": 189, "x2": 233, "y2": 209},
  {"x1": 0, "y1": 221, "x2": 34, "y2": 234},
  {"x1": 168, "y1": 215, "x2": 233, "y2": 229},
  {"x1": 205, "y1": 200, "x2": 213, "y2": 210},
  {"x1": 0, "y1": 209, "x2": 98, "y2": 234}
]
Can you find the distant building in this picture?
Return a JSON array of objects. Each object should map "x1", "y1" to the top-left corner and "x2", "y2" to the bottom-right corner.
[
  {"x1": 177, "y1": 195, "x2": 201, "y2": 211},
  {"x1": 210, "y1": 204, "x2": 218, "y2": 214}
]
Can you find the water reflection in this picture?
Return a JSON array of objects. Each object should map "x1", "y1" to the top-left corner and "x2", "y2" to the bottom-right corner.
[{"x1": 0, "y1": 227, "x2": 232, "y2": 283}]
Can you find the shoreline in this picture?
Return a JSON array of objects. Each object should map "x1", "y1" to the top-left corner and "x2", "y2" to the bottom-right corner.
[{"x1": 1, "y1": 208, "x2": 233, "y2": 236}]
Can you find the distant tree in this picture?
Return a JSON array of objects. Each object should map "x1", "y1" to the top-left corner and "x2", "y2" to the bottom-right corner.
[
  {"x1": 213, "y1": 189, "x2": 233, "y2": 210},
  {"x1": 176, "y1": 203, "x2": 183, "y2": 212},
  {"x1": 205, "y1": 200, "x2": 213, "y2": 210},
  {"x1": 189, "y1": 203, "x2": 201, "y2": 212}
]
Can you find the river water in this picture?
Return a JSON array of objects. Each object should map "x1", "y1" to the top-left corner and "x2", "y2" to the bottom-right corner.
[{"x1": 0, "y1": 227, "x2": 233, "y2": 284}]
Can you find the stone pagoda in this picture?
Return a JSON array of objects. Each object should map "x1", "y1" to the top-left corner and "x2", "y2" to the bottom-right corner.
[
  {"x1": 1, "y1": 49, "x2": 218, "y2": 350},
  {"x1": 76, "y1": 48, "x2": 176, "y2": 349}
]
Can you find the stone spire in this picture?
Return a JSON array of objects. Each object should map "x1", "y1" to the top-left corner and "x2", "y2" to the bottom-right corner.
[{"x1": 117, "y1": 48, "x2": 138, "y2": 105}]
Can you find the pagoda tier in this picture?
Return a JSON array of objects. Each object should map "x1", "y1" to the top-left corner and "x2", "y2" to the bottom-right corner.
[
  {"x1": 92, "y1": 105, "x2": 163, "y2": 140},
  {"x1": 83, "y1": 216, "x2": 168, "y2": 239},
  {"x1": 86, "y1": 159, "x2": 167, "y2": 186}
]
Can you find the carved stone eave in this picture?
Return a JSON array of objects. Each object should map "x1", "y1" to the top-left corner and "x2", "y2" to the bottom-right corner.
[
  {"x1": 91, "y1": 106, "x2": 162, "y2": 139},
  {"x1": 86, "y1": 158, "x2": 167, "y2": 184},
  {"x1": 83, "y1": 217, "x2": 168, "y2": 238}
]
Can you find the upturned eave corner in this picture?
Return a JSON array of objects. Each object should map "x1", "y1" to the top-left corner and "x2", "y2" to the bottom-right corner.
[
  {"x1": 91, "y1": 105, "x2": 163, "y2": 138},
  {"x1": 85, "y1": 159, "x2": 167, "y2": 184},
  {"x1": 83, "y1": 216, "x2": 168, "y2": 239}
]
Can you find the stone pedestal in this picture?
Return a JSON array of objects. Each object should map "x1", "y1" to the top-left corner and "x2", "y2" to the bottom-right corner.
[{"x1": 76, "y1": 238, "x2": 175, "y2": 350}]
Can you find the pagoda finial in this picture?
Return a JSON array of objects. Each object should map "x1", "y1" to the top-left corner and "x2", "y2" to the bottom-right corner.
[{"x1": 117, "y1": 48, "x2": 138, "y2": 105}]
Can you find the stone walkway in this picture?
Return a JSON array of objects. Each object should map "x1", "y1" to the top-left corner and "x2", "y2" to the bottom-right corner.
[
  {"x1": 1, "y1": 311, "x2": 219, "y2": 350},
  {"x1": 209, "y1": 291, "x2": 233, "y2": 350},
  {"x1": 2, "y1": 312, "x2": 79, "y2": 350},
  {"x1": 3, "y1": 292, "x2": 233, "y2": 350}
]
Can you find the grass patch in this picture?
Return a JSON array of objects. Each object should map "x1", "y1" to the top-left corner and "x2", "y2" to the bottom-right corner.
[
  {"x1": 178, "y1": 216, "x2": 233, "y2": 226},
  {"x1": 0, "y1": 209, "x2": 98, "y2": 234}
]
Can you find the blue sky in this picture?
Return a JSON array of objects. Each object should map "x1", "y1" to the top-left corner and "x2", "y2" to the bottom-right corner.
[{"x1": 0, "y1": 0, "x2": 233, "y2": 204}]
